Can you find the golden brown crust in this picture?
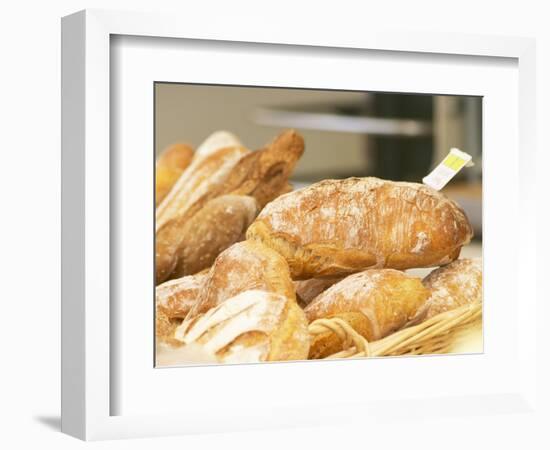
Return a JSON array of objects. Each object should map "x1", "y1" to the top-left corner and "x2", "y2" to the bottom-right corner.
[
  {"x1": 418, "y1": 258, "x2": 482, "y2": 320},
  {"x1": 247, "y1": 177, "x2": 473, "y2": 279},
  {"x1": 184, "y1": 241, "x2": 296, "y2": 323},
  {"x1": 194, "y1": 131, "x2": 242, "y2": 161},
  {"x1": 156, "y1": 195, "x2": 259, "y2": 283},
  {"x1": 166, "y1": 129, "x2": 305, "y2": 224},
  {"x1": 212, "y1": 129, "x2": 304, "y2": 208},
  {"x1": 155, "y1": 145, "x2": 250, "y2": 231},
  {"x1": 294, "y1": 276, "x2": 345, "y2": 307},
  {"x1": 172, "y1": 195, "x2": 259, "y2": 278},
  {"x1": 155, "y1": 143, "x2": 194, "y2": 206},
  {"x1": 174, "y1": 290, "x2": 310, "y2": 363},
  {"x1": 304, "y1": 269, "x2": 429, "y2": 358},
  {"x1": 267, "y1": 300, "x2": 310, "y2": 361},
  {"x1": 156, "y1": 272, "x2": 208, "y2": 319}
]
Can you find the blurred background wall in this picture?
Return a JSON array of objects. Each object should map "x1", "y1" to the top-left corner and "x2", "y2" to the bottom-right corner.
[
  {"x1": 155, "y1": 83, "x2": 482, "y2": 240},
  {"x1": 155, "y1": 84, "x2": 366, "y2": 178}
]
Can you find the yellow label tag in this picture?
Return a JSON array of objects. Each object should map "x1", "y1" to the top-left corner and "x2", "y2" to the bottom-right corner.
[
  {"x1": 423, "y1": 148, "x2": 473, "y2": 191},
  {"x1": 443, "y1": 154, "x2": 469, "y2": 171}
]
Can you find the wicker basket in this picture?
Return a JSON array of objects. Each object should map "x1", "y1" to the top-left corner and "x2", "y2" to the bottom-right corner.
[{"x1": 308, "y1": 302, "x2": 482, "y2": 359}]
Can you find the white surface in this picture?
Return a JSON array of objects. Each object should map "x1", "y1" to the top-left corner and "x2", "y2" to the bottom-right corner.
[{"x1": 1, "y1": 0, "x2": 548, "y2": 448}]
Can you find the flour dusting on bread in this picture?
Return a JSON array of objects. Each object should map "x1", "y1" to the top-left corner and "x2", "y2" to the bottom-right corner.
[
  {"x1": 420, "y1": 258, "x2": 482, "y2": 319},
  {"x1": 247, "y1": 177, "x2": 473, "y2": 279}
]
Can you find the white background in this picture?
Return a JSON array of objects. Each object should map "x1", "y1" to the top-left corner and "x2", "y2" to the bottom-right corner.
[{"x1": 1, "y1": 0, "x2": 548, "y2": 449}]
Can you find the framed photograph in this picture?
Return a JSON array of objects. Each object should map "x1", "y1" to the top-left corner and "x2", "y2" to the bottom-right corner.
[{"x1": 61, "y1": 9, "x2": 538, "y2": 440}]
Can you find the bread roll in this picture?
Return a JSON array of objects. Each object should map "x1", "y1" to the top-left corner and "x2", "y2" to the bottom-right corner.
[
  {"x1": 247, "y1": 177, "x2": 473, "y2": 279},
  {"x1": 155, "y1": 145, "x2": 249, "y2": 231},
  {"x1": 418, "y1": 258, "x2": 482, "y2": 320},
  {"x1": 304, "y1": 269, "x2": 429, "y2": 358},
  {"x1": 184, "y1": 240, "x2": 295, "y2": 323},
  {"x1": 155, "y1": 143, "x2": 194, "y2": 206},
  {"x1": 174, "y1": 290, "x2": 310, "y2": 363},
  {"x1": 171, "y1": 195, "x2": 259, "y2": 278}
]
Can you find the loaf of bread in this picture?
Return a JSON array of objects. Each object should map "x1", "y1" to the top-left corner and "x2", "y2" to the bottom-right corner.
[
  {"x1": 155, "y1": 143, "x2": 194, "y2": 206},
  {"x1": 417, "y1": 258, "x2": 482, "y2": 320},
  {"x1": 194, "y1": 130, "x2": 242, "y2": 161},
  {"x1": 155, "y1": 271, "x2": 208, "y2": 344},
  {"x1": 247, "y1": 177, "x2": 473, "y2": 279},
  {"x1": 169, "y1": 195, "x2": 259, "y2": 279},
  {"x1": 174, "y1": 290, "x2": 310, "y2": 363},
  {"x1": 156, "y1": 145, "x2": 250, "y2": 231},
  {"x1": 155, "y1": 130, "x2": 304, "y2": 283},
  {"x1": 211, "y1": 129, "x2": 304, "y2": 208},
  {"x1": 304, "y1": 269, "x2": 429, "y2": 358},
  {"x1": 155, "y1": 195, "x2": 259, "y2": 283},
  {"x1": 184, "y1": 240, "x2": 295, "y2": 323}
]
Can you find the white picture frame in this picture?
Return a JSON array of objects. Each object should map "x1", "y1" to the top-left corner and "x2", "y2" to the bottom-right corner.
[{"x1": 61, "y1": 9, "x2": 538, "y2": 441}]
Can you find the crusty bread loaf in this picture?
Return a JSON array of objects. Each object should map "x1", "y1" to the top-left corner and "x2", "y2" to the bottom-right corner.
[
  {"x1": 155, "y1": 143, "x2": 194, "y2": 206},
  {"x1": 418, "y1": 258, "x2": 482, "y2": 320},
  {"x1": 174, "y1": 290, "x2": 310, "y2": 363},
  {"x1": 165, "y1": 129, "x2": 305, "y2": 224},
  {"x1": 155, "y1": 131, "x2": 304, "y2": 283},
  {"x1": 171, "y1": 195, "x2": 259, "y2": 278},
  {"x1": 156, "y1": 195, "x2": 259, "y2": 283},
  {"x1": 294, "y1": 276, "x2": 345, "y2": 307},
  {"x1": 247, "y1": 177, "x2": 473, "y2": 279},
  {"x1": 211, "y1": 129, "x2": 304, "y2": 208},
  {"x1": 184, "y1": 240, "x2": 295, "y2": 323},
  {"x1": 194, "y1": 130, "x2": 242, "y2": 161},
  {"x1": 155, "y1": 145, "x2": 250, "y2": 231},
  {"x1": 304, "y1": 269, "x2": 429, "y2": 358}
]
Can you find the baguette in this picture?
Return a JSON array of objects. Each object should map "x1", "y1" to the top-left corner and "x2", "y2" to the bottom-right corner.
[
  {"x1": 304, "y1": 269, "x2": 429, "y2": 358},
  {"x1": 194, "y1": 130, "x2": 242, "y2": 161},
  {"x1": 174, "y1": 290, "x2": 310, "y2": 363},
  {"x1": 418, "y1": 258, "x2": 482, "y2": 320},
  {"x1": 247, "y1": 177, "x2": 473, "y2": 279},
  {"x1": 155, "y1": 143, "x2": 194, "y2": 206},
  {"x1": 184, "y1": 240, "x2": 295, "y2": 323}
]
